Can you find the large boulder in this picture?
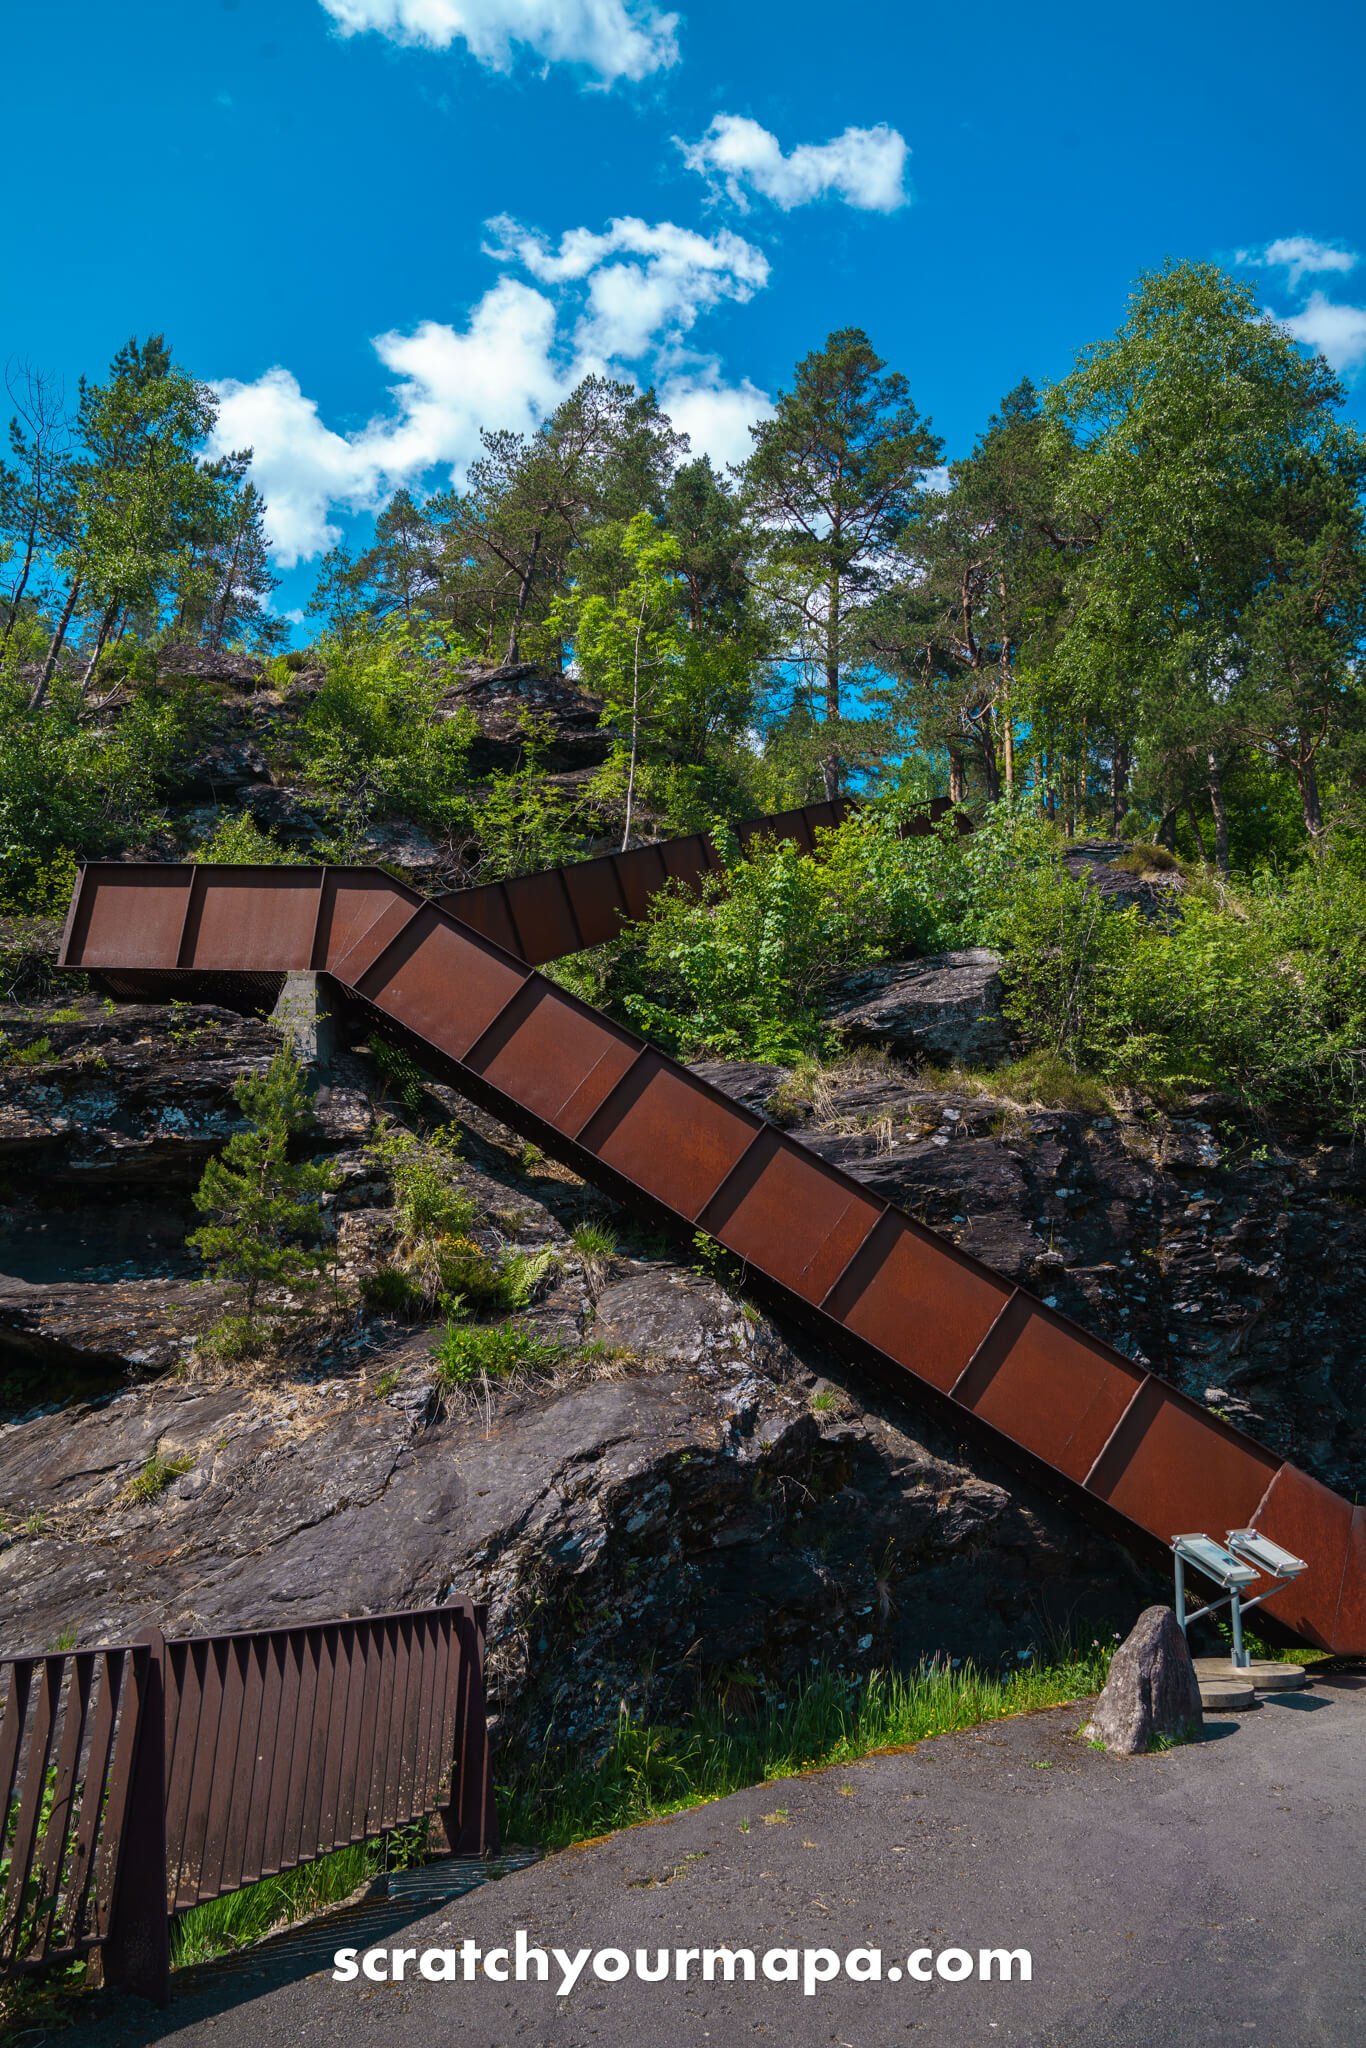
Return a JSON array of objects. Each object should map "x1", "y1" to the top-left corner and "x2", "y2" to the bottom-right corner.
[
  {"x1": 826, "y1": 949, "x2": 1010, "y2": 1068},
  {"x1": 1082, "y1": 1605, "x2": 1203, "y2": 1755},
  {"x1": 1063, "y1": 840, "x2": 1185, "y2": 921}
]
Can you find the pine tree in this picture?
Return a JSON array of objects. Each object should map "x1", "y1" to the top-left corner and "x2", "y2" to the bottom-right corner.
[
  {"x1": 741, "y1": 329, "x2": 942, "y2": 798},
  {"x1": 189, "y1": 1045, "x2": 336, "y2": 1353}
]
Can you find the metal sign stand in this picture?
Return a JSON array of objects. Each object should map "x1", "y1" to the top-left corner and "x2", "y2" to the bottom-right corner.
[{"x1": 1173, "y1": 1530, "x2": 1308, "y2": 1669}]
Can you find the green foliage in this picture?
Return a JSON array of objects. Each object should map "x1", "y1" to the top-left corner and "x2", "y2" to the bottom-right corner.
[
  {"x1": 121, "y1": 1452, "x2": 193, "y2": 1503},
  {"x1": 741, "y1": 328, "x2": 943, "y2": 797},
  {"x1": 189, "y1": 1046, "x2": 336, "y2": 1346},
  {"x1": 0, "y1": 674, "x2": 189, "y2": 908},
  {"x1": 467, "y1": 714, "x2": 587, "y2": 881},
  {"x1": 367, "y1": 1122, "x2": 474, "y2": 1243},
  {"x1": 993, "y1": 845, "x2": 1366, "y2": 1129},
  {"x1": 496, "y1": 1246, "x2": 559, "y2": 1309},
  {"x1": 617, "y1": 804, "x2": 1050, "y2": 1061},
  {"x1": 0, "y1": 1031, "x2": 55, "y2": 1067},
  {"x1": 293, "y1": 617, "x2": 475, "y2": 844},
  {"x1": 619, "y1": 815, "x2": 914, "y2": 1059},
  {"x1": 191, "y1": 811, "x2": 301, "y2": 864},
  {"x1": 432, "y1": 1319, "x2": 566, "y2": 1386},
  {"x1": 552, "y1": 512, "x2": 688, "y2": 848},
  {"x1": 363, "y1": 1121, "x2": 539, "y2": 1315},
  {"x1": 360, "y1": 1265, "x2": 426, "y2": 1317},
  {"x1": 368, "y1": 1036, "x2": 429, "y2": 1114}
]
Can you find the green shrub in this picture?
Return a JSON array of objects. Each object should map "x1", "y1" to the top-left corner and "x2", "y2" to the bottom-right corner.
[
  {"x1": 432, "y1": 1320, "x2": 565, "y2": 1386},
  {"x1": 0, "y1": 676, "x2": 190, "y2": 909},
  {"x1": 293, "y1": 619, "x2": 475, "y2": 841},
  {"x1": 618, "y1": 801, "x2": 1057, "y2": 1062},
  {"x1": 361, "y1": 1265, "x2": 425, "y2": 1316},
  {"x1": 191, "y1": 812, "x2": 301, "y2": 864},
  {"x1": 366, "y1": 1122, "x2": 475, "y2": 1243},
  {"x1": 994, "y1": 850, "x2": 1366, "y2": 1128},
  {"x1": 189, "y1": 1046, "x2": 337, "y2": 1351}
]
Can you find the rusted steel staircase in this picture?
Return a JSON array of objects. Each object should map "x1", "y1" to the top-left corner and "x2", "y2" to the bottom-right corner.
[{"x1": 57, "y1": 806, "x2": 1364, "y2": 1653}]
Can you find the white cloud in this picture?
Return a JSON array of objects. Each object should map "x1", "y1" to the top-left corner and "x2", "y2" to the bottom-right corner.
[
  {"x1": 679, "y1": 114, "x2": 909, "y2": 213},
  {"x1": 211, "y1": 217, "x2": 775, "y2": 563},
  {"x1": 485, "y1": 214, "x2": 769, "y2": 357},
  {"x1": 1238, "y1": 235, "x2": 1358, "y2": 292},
  {"x1": 318, "y1": 0, "x2": 678, "y2": 83},
  {"x1": 209, "y1": 367, "x2": 385, "y2": 567},
  {"x1": 363, "y1": 277, "x2": 571, "y2": 476},
  {"x1": 657, "y1": 369, "x2": 773, "y2": 468},
  {"x1": 1282, "y1": 291, "x2": 1366, "y2": 375}
]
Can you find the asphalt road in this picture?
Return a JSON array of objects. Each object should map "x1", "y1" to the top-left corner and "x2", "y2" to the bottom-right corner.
[{"x1": 82, "y1": 1674, "x2": 1364, "y2": 2048}]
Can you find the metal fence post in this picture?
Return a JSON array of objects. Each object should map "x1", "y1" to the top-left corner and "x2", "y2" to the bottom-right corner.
[
  {"x1": 100, "y1": 1628, "x2": 170, "y2": 2006},
  {"x1": 442, "y1": 1604, "x2": 498, "y2": 1857}
]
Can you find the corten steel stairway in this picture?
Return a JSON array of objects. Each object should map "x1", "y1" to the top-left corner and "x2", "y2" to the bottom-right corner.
[{"x1": 57, "y1": 801, "x2": 1365, "y2": 1653}]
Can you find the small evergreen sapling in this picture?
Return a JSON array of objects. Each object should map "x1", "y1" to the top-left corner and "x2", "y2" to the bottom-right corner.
[{"x1": 190, "y1": 1045, "x2": 336, "y2": 1355}]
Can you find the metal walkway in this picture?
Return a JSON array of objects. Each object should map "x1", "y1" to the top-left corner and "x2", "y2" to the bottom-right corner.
[{"x1": 57, "y1": 803, "x2": 1364, "y2": 1654}]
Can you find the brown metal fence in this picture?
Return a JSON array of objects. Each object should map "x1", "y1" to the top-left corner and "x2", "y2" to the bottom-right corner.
[
  {"x1": 434, "y1": 795, "x2": 958, "y2": 965},
  {"x1": 0, "y1": 1603, "x2": 494, "y2": 2003}
]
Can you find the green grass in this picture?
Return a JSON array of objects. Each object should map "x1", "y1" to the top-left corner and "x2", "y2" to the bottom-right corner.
[
  {"x1": 570, "y1": 1221, "x2": 618, "y2": 1262},
  {"x1": 501, "y1": 1646, "x2": 1113, "y2": 1851},
  {"x1": 121, "y1": 1452, "x2": 193, "y2": 1503},
  {"x1": 171, "y1": 1824, "x2": 427, "y2": 1969}
]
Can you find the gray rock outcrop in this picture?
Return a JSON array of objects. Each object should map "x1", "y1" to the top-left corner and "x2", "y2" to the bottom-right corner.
[
  {"x1": 1082, "y1": 1605, "x2": 1203, "y2": 1754},
  {"x1": 826, "y1": 950, "x2": 1010, "y2": 1067}
]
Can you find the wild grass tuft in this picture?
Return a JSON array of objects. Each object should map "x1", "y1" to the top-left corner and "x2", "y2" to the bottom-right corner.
[
  {"x1": 121, "y1": 1452, "x2": 193, "y2": 1504},
  {"x1": 570, "y1": 1221, "x2": 618, "y2": 1263}
]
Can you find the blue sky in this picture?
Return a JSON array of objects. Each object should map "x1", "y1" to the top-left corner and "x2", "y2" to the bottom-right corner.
[{"x1": 4, "y1": 0, "x2": 1365, "y2": 626}]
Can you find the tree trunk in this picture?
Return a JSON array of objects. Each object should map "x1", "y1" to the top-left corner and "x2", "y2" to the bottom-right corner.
[
  {"x1": 996, "y1": 575, "x2": 1014, "y2": 797},
  {"x1": 210, "y1": 526, "x2": 245, "y2": 649},
  {"x1": 1185, "y1": 799, "x2": 1211, "y2": 865},
  {"x1": 978, "y1": 705, "x2": 1001, "y2": 801},
  {"x1": 81, "y1": 599, "x2": 120, "y2": 691},
  {"x1": 1155, "y1": 805, "x2": 1178, "y2": 851},
  {"x1": 822, "y1": 563, "x2": 842, "y2": 801},
  {"x1": 30, "y1": 576, "x2": 82, "y2": 708},
  {"x1": 1297, "y1": 751, "x2": 1324, "y2": 838},
  {"x1": 1, "y1": 506, "x2": 42, "y2": 651},
  {"x1": 621, "y1": 597, "x2": 647, "y2": 853},
  {"x1": 947, "y1": 745, "x2": 966, "y2": 804},
  {"x1": 505, "y1": 528, "x2": 542, "y2": 668},
  {"x1": 1110, "y1": 741, "x2": 1130, "y2": 835},
  {"x1": 1206, "y1": 752, "x2": 1230, "y2": 875}
]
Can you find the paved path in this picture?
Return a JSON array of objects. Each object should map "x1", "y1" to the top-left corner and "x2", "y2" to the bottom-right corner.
[{"x1": 84, "y1": 1675, "x2": 1364, "y2": 2048}]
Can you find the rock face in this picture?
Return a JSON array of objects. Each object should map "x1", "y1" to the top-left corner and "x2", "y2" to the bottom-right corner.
[
  {"x1": 826, "y1": 950, "x2": 1010, "y2": 1067},
  {"x1": 1082, "y1": 1606, "x2": 1203, "y2": 1754},
  {"x1": 452, "y1": 663, "x2": 610, "y2": 778},
  {"x1": 1063, "y1": 840, "x2": 1185, "y2": 920}
]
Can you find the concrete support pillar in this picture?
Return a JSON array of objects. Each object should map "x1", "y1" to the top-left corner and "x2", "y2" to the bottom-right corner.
[{"x1": 270, "y1": 971, "x2": 342, "y2": 1072}]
